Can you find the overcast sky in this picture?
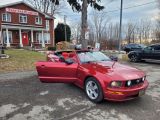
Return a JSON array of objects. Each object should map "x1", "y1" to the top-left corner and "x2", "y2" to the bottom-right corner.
[
  {"x1": 1, "y1": 0, "x2": 159, "y2": 26},
  {"x1": 59, "y1": 0, "x2": 159, "y2": 25}
]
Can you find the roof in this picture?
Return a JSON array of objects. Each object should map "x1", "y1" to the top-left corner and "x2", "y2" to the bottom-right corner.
[
  {"x1": 0, "y1": 0, "x2": 55, "y2": 19},
  {"x1": 150, "y1": 43, "x2": 160, "y2": 46}
]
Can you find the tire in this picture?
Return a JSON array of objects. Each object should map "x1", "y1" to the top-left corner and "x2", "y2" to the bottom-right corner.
[
  {"x1": 130, "y1": 55, "x2": 139, "y2": 62},
  {"x1": 85, "y1": 77, "x2": 103, "y2": 103}
]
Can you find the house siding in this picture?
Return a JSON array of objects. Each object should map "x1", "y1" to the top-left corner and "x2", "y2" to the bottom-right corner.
[{"x1": 0, "y1": 2, "x2": 55, "y2": 48}]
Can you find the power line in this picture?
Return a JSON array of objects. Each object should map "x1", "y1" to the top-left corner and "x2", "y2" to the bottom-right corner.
[
  {"x1": 66, "y1": 13, "x2": 158, "y2": 22},
  {"x1": 62, "y1": 0, "x2": 157, "y2": 17},
  {"x1": 94, "y1": 1, "x2": 157, "y2": 15},
  {"x1": 123, "y1": 1, "x2": 157, "y2": 10}
]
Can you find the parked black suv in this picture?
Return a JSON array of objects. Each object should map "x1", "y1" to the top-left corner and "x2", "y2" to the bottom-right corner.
[
  {"x1": 128, "y1": 44, "x2": 160, "y2": 62},
  {"x1": 123, "y1": 43, "x2": 146, "y2": 53}
]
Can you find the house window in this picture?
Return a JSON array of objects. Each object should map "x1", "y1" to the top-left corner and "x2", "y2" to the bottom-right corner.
[
  {"x1": 35, "y1": 17, "x2": 42, "y2": 25},
  {"x1": 46, "y1": 20, "x2": 50, "y2": 30},
  {"x1": 44, "y1": 33, "x2": 50, "y2": 43},
  {"x1": 19, "y1": 14, "x2": 27, "y2": 23},
  {"x1": 3, "y1": 31, "x2": 12, "y2": 43},
  {"x1": 36, "y1": 32, "x2": 42, "y2": 43},
  {"x1": 2, "y1": 13, "x2": 11, "y2": 22}
]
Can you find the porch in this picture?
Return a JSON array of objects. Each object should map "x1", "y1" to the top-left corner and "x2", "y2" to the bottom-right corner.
[{"x1": 0, "y1": 25, "x2": 51, "y2": 48}]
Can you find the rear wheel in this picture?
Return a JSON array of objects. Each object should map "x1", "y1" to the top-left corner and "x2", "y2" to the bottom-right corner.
[
  {"x1": 130, "y1": 55, "x2": 139, "y2": 62},
  {"x1": 85, "y1": 77, "x2": 103, "y2": 103}
]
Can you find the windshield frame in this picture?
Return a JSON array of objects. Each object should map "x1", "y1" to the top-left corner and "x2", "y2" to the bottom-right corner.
[{"x1": 77, "y1": 51, "x2": 111, "y2": 64}]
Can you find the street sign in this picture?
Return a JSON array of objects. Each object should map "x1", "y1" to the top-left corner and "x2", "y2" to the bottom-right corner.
[
  {"x1": 95, "y1": 43, "x2": 100, "y2": 51},
  {"x1": 6, "y1": 8, "x2": 39, "y2": 16}
]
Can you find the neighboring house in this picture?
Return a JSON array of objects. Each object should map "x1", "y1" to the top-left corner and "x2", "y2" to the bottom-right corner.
[{"x1": 0, "y1": 1, "x2": 55, "y2": 48}]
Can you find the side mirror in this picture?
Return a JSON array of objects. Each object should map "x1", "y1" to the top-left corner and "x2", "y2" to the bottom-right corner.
[
  {"x1": 109, "y1": 55, "x2": 118, "y2": 62},
  {"x1": 65, "y1": 58, "x2": 74, "y2": 65}
]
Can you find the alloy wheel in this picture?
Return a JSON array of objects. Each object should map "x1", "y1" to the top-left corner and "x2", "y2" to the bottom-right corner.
[
  {"x1": 131, "y1": 55, "x2": 138, "y2": 62},
  {"x1": 86, "y1": 81, "x2": 99, "y2": 100}
]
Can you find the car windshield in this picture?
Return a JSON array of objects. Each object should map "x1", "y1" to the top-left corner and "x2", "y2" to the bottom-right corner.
[
  {"x1": 139, "y1": 44, "x2": 146, "y2": 48},
  {"x1": 77, "y1": 51, "x2": 111, "y2": 63}
]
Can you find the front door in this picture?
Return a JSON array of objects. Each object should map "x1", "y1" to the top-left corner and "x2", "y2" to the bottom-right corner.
[
  {"x1": 36, "y1": 61, "x2": 78, "y2": 83},
  {"x1": 142, "y1": 47, "x2": 154, "y2": 59},
  {"x1": 152, "y1": 45, "x2": 160, "y2": 60},
  {"x1": 22, "y1": 33, "x2": 29, "y2": 46}
]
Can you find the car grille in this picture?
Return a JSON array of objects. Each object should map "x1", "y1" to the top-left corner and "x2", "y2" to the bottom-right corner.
[{"x1": 125, "y1": 78, "x2": 144, "y2": 87}]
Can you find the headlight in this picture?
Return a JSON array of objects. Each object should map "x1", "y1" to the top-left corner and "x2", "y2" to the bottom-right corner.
[
  {"x1": 142, "y1": 76, "x2": 146, "y2": 81},
  {"x1": 127, "y1": 80, "x2": 132, "y2": 86},
  {"x1": 110, "y1": 81, "x2": 122, "y2": 88}
]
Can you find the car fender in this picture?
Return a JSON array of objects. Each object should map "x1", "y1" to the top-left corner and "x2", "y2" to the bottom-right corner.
[
  {"x1": 128, "y1": 51, "x2": 140, "y2": 59},
  {"x1": 84, "y1": 72, "x2": 112, "y2": 94}
]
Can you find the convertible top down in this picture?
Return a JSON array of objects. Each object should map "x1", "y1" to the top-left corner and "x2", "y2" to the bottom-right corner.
[{"x1": 36, "y1": 50, "x2": 149, "y2": 103}]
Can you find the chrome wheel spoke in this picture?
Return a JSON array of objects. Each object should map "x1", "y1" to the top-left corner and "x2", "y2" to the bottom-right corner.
[
  {"x1": 92, "y1": 90, "x2": 98, "y2": 98},
  {"x1": 86, "y1": 81, "x2": 99, "y2": 100},
  {"x1": 93, "y1": 85, "x2": 98, "y2": 90}
]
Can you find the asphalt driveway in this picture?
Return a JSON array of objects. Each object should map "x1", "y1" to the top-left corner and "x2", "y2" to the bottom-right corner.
[{"x1": 0, "y1": 61, "x2": 160, "y2": 120}]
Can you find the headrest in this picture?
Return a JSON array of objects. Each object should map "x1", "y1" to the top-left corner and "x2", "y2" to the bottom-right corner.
[{"x1": 62, "y1": 52, "x2": 69, "y2": 57}]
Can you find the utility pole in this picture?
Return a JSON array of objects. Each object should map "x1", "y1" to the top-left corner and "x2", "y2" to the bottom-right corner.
[
  {"x1": 64, "y1": 15, "x2": 67, "y2": 42},
  {"x1": 118, "y1": 0, "x2": 123, "y2": 53}
]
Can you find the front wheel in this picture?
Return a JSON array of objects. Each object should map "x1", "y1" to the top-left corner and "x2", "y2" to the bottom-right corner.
[
  {"x1": 85, "y1": 77, "x2": 103, "y2": 103},
  {"x1": 130, "y1": 55, "x2": 139, "y2": 62}
]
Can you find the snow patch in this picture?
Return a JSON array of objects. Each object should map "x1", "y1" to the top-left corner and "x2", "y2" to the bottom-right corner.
[
  {"x1": 40, "y1": 91, "x2": 49, "y2": 96},
  {"x1": 0, "y1": 104, "x2": 19, "y2": 118}
]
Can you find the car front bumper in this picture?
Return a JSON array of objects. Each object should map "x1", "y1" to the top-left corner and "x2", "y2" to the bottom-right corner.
[{"x1": 104, "y1": 80, "x2": 149, "y2": 101}]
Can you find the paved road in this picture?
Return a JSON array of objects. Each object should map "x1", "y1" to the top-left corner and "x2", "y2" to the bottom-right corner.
[{"x1": 0, "y1": 61, "x2": 160, "y2": 120}]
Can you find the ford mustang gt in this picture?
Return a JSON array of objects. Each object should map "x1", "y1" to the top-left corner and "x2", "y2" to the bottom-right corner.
[{"x1": 36, "y1": 50, "x2": 149, "y2": 103}]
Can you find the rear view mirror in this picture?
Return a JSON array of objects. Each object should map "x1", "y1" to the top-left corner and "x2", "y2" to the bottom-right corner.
[{"x1": 65, "y1": 58, "x2": 74, "y2": 65}]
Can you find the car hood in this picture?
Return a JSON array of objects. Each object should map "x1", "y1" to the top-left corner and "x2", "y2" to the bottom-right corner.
[
  {"x1": 82, "y1": 61, "x2": 145, "y2": 81},
  {"x1": 129, "y1": 50, "x2": 143, "y2": 53}
]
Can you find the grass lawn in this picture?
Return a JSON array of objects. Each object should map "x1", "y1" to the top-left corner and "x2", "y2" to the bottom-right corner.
[{"x1": 0, "y1": 49, "x2": 46, "y2": 73}]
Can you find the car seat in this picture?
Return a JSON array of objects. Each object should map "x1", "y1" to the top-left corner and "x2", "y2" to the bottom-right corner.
[
  {"x1": 62, "y1": 52, "x2": 69, "y2": 60},
  {"x1": 69, "y1": 53, "x2": 77, "y2": 63}
]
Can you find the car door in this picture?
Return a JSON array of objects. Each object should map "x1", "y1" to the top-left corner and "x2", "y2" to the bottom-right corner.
[
  {"x1": 152, "y1": 45, "x2": 160, "y2": 60},
  {"x1": 36, "y1": 61, "x2": 78, "y2": 83},
  {"x1": 141, "y1": 46, "x2": 154, "y2": 59}
]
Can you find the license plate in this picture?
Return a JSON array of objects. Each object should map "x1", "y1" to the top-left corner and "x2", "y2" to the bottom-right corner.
[{"x1": 139, "y1": 90, "x2": 145, "y2": 96}]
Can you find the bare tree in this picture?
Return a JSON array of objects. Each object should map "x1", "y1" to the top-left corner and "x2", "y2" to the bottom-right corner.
[
  {"x1": 155, "y1": 0, "x2": 160, "y2": 41},
  {"x1": 141, "y1": 20, "x2": 151, "y2": 43},
  {"x1": 89, "y1": 11, "x2": 110, "y2": 44},
  {"x1": 71, "y1": 21, "x2": 81, "y2": 43},
  {"x1": 103, "y1": 22, "x2": 120, "y2": 50},
  {"x1": 125, "y1": 22, "x2": 136, "y2": 44},
  {"x1": 124, "y1": 19, "x2": 152, "y2": 44},
  {"x1": 26, "y1": 0, "x2": 66, "y2": 15}
]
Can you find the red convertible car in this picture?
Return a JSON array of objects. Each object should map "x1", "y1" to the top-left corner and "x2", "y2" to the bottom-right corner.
[{"x1": 36, "y1": 50, "x2": 149, "y2": 103}]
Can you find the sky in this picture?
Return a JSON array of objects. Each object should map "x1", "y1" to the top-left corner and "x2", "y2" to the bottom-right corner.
[
  {"x1": 58, "y1": 0, "x2": 159, "y2": 25},
  {"x1": 0, "y1": 0, "x2": 159, "y2": 26}
]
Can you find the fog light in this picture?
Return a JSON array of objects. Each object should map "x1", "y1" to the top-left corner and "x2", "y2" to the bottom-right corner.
[{"x1": 127, "y1": 80, "x2": 132, "y2": 86}]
